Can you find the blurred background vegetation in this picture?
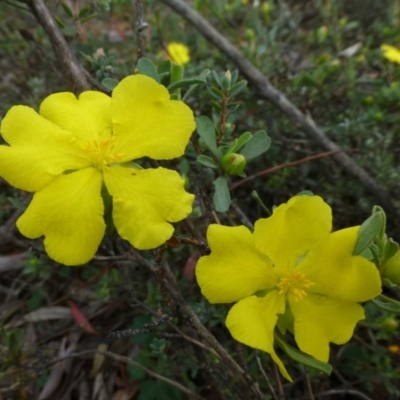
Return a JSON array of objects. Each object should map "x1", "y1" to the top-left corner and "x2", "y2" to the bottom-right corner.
[{"x1": 1, "y1": 0, "x2": 400, "y2": 399}]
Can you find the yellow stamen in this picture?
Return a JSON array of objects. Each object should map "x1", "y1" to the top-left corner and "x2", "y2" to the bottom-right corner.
[
  {"x1": 78, "y1": 136, "x2": 125, "y2": 171},
  {"x1": 276, "y1": 270, "x2": 314, "y2": 302}
]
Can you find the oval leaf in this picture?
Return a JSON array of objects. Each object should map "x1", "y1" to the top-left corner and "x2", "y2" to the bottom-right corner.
[
  {"x1": 168, "y1": 77, "x2": 207, "y2": 91},
  {"x1": 137, "y1": 58, "x2": 160, "y2": 82},
  {"x1": 353, "y1": 212, "x2": 384, "y2": 255},
  {"x1": 213, "y1": 176, "x2": 231, "y2": 212},
  {"x1": 275, "y1": 332, "x2": 333, "y2": 375},
  {"x1": 101, "y1": 78, "x2": 119, "y2": 91},
  {"x1": 196, "y1": 116, "x2": 219, "y2": 158},
  {"x1": 240, "y1": 130, "x2": 271, "y2": 161},
  {"x1": 197, "y1": 155, "x2": 218, "y2": 169},
  {"x1": 372, "y1": 298, "x2": 400, "y2": 314}
]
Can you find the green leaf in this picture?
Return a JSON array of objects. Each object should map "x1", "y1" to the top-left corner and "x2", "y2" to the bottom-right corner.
[
  {"x1": 372, "y1": 298, "x2": 400, "y2": 314},
  {"x1": 196, "y1": 155, "x2": 218, "y2": 169},
  {"x1": 62, "y1": 25, "x2": 77, "y2": 37},
  {"x1": 7, "y1": 197, "x2": 26, "y2": 211},
  {"x1": 137, "y1": 58, "x2": 159, "y2": 82},
  {"x1": 353, "y1": 212, "x2": 384, "y2": 255},
  {"x1": 296, "y1": 190, "x2": 314, "y2": 196},
  {"x1": 78, "y1": 6, "x2": 90, "y2": 18},
  {"x1": 213, "y1": 176, "x2": 231, "y2": 212},
  {"x1": 168, "y1": 76, "x2": 207, "y2": 91},
  {"x1": 229, "y1": 80, "x2": 247, "y2": 97},
  {"x1": 226, "y1": 131, "x2": 252, "y2": 154},
  {"x1": 101, "y1": 78, "x2": 119, "y2": 91},
  {"x1": 61, "y1": 1, "x2": 74, "y2": 18},
  {"x1": 79, "y1": 13, "x2": 97, "y2": 23},
  {"x1": 275, "y1": 333, "x2": 332, "y2": 375},
  {"x1": 240, "y1": 130, "x2": 271, "y2": 160},
  {"x1": 385, "y1": 239, "x2": 399, "y2": 262},
  {"x1": 196, "y1": 116, "x2": 219, "y2": 158}
]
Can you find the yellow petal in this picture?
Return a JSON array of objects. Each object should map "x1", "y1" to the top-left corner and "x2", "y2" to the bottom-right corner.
[
  {"x1": 0, "y1": 106, "x2": 90, "y2": 191},
  {"x1": 196, "y1": 225, "x2": 277, "y2": 303},
  {"x1": 111, "y1": 75, "x2": 195, "y2": 160},
  {"x1": 290, "y1": 294, "x2": 365, "y2": 362},
  {"x1": 104, "y1": 166, "x2": 193, "y2": 249},
  {"x1": 381, "y1": 44, "x2": 400, "y2": 64},
  {"x1": 254, "y1": 195, "x2": 332, "y2": 268},
  {"x1": 383, "y1": 251, "x2": 400, "y2": 285},
  {"x1": 40, "y1": 91, "x2": 112, "y2": 142},
  {"x1": 17, "y1": 168, "x2": 105, "y2": 266},
  {"x1": 301, "y1": 227, "x2": 381, "y2": 302},
  {"x1": 226, "y1": 293, "x2": 292, "y2": 381}
]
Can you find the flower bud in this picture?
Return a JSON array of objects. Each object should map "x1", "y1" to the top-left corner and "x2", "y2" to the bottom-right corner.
[{"x1": 221, "y1": 153, "x2": 246, "y2": 175}]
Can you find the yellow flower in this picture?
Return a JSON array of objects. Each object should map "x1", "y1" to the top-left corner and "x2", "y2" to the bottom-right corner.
[
  {"x1": 196, "y1": 195, "x2": 381, "y2": 381},
  {"x1": 0, "y1": 75, "x2": 195, "y2": 266},
  {"x1": 381, "y1": 44, "x2": 400, "y2": 64},
  {"x1": 167, "y1": 42, "x2": 190, "y2": 66}
]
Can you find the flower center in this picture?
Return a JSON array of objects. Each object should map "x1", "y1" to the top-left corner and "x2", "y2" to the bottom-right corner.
[
  {"x1": 276, "y1": 270, "x2": 314, "y2": 302},
  {"x1": 81, "y1": 137, "x2": 126, "y2": 171}
]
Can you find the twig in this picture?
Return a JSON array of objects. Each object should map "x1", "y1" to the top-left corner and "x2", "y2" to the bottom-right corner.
[
  {"x1": 134, "y1": 0, "x2": 148, "y2": 67},
  {"x1": 256, "y1": 355, "x2": 278, "y2": 400},
  {"x1": 230, "y1": 150, "x2": 341, "y2": 190},
  {"x1": 157, "y1": 0, "x2": 398, "y2": 217},
  {"x1": 29, "y1": 0, "x2": 108, "y2": 94},
  {"x1": 48, "y1": 349, "x2": 205, "y2": 400}
]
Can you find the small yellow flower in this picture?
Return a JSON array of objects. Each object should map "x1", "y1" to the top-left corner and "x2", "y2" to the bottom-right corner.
[
  {"x1": 0, "y1": 75, "x2": 195, "y2": 266},
  {"x1": 167, "y1": 42, "x2": 190, "y2": 66},
  {"x1": 196, "y1": 195, "x2": 381, "y2": 381},
  {"x1": 381, "y1": 44, "x2": 400, "y2": 64}
]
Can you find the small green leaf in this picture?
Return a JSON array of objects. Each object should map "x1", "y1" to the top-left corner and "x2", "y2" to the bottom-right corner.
[
  {"x1": 385, "y1": 239, "x2": 399, "y2": 262},
  {"x1": 229, "y1": 80, "x2": 247, "y2": 97},
  {"x1": 168, "y1": 77, "x2": 207, "y2": 91},
  {"x1": 353, "y1": 212, "x2": 384, "y2": 255},
  {"x1": 62, "y1": 26, "x2": 77, "y2": 37},
  {"x1": 372, "y1": 298, "x2": 400, "y2": 314},
  {"x1": 296, "y1": 190, "x2": 314, "y2": 196},
  {"x1": 79, "y1": 13, "x2": 97, "y2": 23},
  {"x1": 275, "y1": 332, "x2": 332, "y2": 375},
  {"x1": 196, "y1": 155, "x2": 218, "y2": 169},
  {"x1": 7, "y1": 197, "x2": 26, "y2": 211},
  {"x1": 226, "y1": 131, "x2": 252, "y2": 154},
  {"x1": 213, "y1": 176, "x2": 231, "y2": 212},
  {"x1": 61, "y1": 1, "x2": 74, "y2": 18},
  {"x1": 78, "y1": 6, "x2": 90, "y2": 19},
  {"x1": 54, "y1": 16, "x2": 66, "y2": 29},
  {"x1": 196, "y1": 116, "x2": 219, "y2": 158},
  {"x1": 240, "y1": 130, "x2": 271, "y2": 160},
  {"x1": 101, "y1": 78, "x2": 119, "y2": 90},
  {"x1": 137, "y1": 58, "x2": 159, "y2": 82}
]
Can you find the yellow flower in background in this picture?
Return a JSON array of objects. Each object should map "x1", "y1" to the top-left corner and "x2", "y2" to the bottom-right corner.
[
  {"x1": 196, "y1": 195, "x2": 381, "y2": 381},
  {"x1": 167, "y1": 42, "x2": 190, "y2": 66},
  {"x1": 0, "y1": 75, "x2": 195, "y2": 266},
  {"x1": 381, "y1": 44, "x2": 400, "y2": 64}
]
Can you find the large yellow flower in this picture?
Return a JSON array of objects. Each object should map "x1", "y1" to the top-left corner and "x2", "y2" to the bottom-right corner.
[
  {"x1": 196, "y1": 195, "x2": 381, "y2": 381},
  {"x1": 0, "y1": 75, "x2": 195, "y2": 266}
]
